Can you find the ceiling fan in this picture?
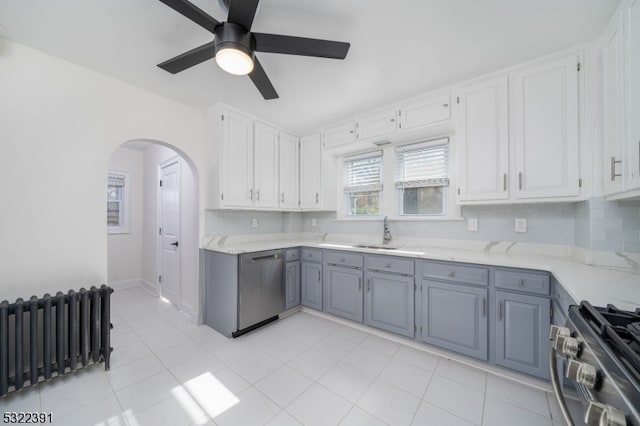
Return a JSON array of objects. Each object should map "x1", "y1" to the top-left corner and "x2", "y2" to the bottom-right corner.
[{"x1": 156, "y1": 0, "x2": 351, "y2": 100}]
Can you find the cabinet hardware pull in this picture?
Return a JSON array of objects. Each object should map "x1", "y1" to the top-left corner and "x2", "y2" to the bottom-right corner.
[
  {"x1": 316, "y1": 192, "x2": 319, "y2": 203},
  {"x1": 367, "y1": 278, "x2": 371, "y2": 292},
  {"x1": 249, "y1": 188, "x2": 253, "y2": 200},
  {"x1": 519, "y1": 279, "x2": 524, "y2": 286},
  {"x1": 518, "y1": 172, "x2": 523, "y2": 190},
  {"x1": 482, "y1": 298, "x2": 486, "y2": 317},
  {"x1": 256, "y1": 190, "x2": 260, "y2": 201},
  {"x1": 349, "y1": 130, "x2": 354, "y2": 134},
  {"x1": 443, "y1": 103, "x2": 449, "y2": 108},
  {"x1": 390, "y1": 118, "x2": 395, "y2": 122},
  {"x1": 448, "y1": 271, "x2": 455, "y2": 278},
  {"x1": 281, "y1": 193, "x2": 285, "y2": 203},
  {"x1": 498, "y1": 301, "x2": 503, "y2": 321},
  {"x1": 358, "y1": 277, "x2": 362, "y2": 290},
  {"x1": 503, "y1": 173, "x2": 507, "y2": 191},
  {"x1": 611, "y1": 156, "x2": 622, "y2": 181},
  {"x1": 317, "y1": 270, "x2": 321, "y2": 281}
]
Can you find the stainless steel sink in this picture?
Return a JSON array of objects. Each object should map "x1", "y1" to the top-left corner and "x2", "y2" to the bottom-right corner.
[{"x1": 353, "y1": 244, "x2": 398, "y2": 250}]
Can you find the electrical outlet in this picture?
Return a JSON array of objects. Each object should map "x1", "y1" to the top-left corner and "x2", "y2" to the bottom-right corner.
[
  {"x1": 311, "y1": 218, "x2": 317, "y2": 227},
  {"x1": 515, "y1": 218, "x2": 527, "y2": 233},
  {"x1": 467, "y1": 218, "x2": 478, "y2": 232},
  {"x1": 252, "y1": 218, "x2": 258, "y2": 228}
]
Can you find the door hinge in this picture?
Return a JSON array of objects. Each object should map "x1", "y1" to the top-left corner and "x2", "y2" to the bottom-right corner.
[
  {"x1": 577, "y1": 62, "x2": 581, "y2": 72},
  {"x1": 578, "y1": 178, "x2": 582, "y2": 188},
  {"x1": 456, "y1": 96, "x2": 460, "y2": 104},
  {"x1": 158, "y1": 275, "x2": 162, "y2": 284},
  {"x1": 159, "y1": 180, "x2": 163, "y2": 187}
]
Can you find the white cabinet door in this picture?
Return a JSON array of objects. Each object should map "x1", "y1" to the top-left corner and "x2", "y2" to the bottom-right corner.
[
  {"x1": 512, "y1": 55, "x2": 580, "y2": 199},
  {"x1": 322, "y1": 122, "x2": 355, "y2": 149},
  {"x1": 398, "y1": 93, "x2": 451, "y2": 131},
  {"x1": 221, "y1": 111, "x2": 253, "y2": 207},
  {"x1": 300, "y1": 133, "x2": 322, "y2": 209},
  {"x1": 279, "y1": 131, "x2": 300, "y2": 209},
  {"x1": 603, "y1": 14, "x2": 625, "y2": 195},
  {"x1": 626, "y1": 0, "x2": 640, "y2": 189},
  {"x1": 356, "y1": 109, "x2": 397, "y2": 141},
  {"x1": 457, "y1": 77, "x2": 510, "y2": 202},
  {"x1": 253, "y1": 122, "x2": 279, "y2": 208}
]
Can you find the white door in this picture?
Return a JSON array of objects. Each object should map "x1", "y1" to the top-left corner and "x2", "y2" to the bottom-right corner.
[
  {"x1": 512, "y1": 55, "x2": 580, "y2": 199},
  {"x1": 159, "y1": 159, "x2": 181, "y2": 304},
  {"x1": 300, "y1": 133, "x2": 322, "y2": 209},
  {"x1": 253, "y1": 122, "x2": 279, "y2": 208},
  {"x1": 278, "y1": 131, "x2": 299, "y2": 209},
  {"x1": 457, "y1": 76, "x2": 510, "y2": 202}
]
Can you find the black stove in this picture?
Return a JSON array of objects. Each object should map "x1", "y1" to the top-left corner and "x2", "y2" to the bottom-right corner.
[{"x1": 551, "y1": 301, "x2": 640, "y2": 426}]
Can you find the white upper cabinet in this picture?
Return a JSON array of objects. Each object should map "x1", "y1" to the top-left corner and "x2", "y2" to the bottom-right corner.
[
  {"x1": 511, "y1": 55, "x2": 580, "y2": 200},
  {"x1": 602, "y1": 12, "x2": 625, "y2": 195},
  {"x1": 457, "y1": 76, "x2": 510, "y2": 202},
  {"x1": 398, "y1": 93, "x2": 451, "y2": 131},
  {"x1": 626, "y1": 0, "x2": 640, "y2": 190},
  {"x1": 253, "y1": 122, "x2": 280, "y2": 208},
  {"x1": 322, "y1": 122, "x2": 356, "y2": 149},
  {"x1": 356, "y1": 108, "x2": 397, "y2": 141},
  {"x1": 278, "y1": 131, "x2": 300, "y2": 209},
  {"x1": 221, "y1": 110, "x2": 254, "y2": 208},
  {"x1": 300, "y1": 133, "x2": 322, "y2": 209}
]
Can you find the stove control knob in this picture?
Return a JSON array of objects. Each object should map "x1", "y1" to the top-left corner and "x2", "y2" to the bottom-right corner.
[
  {"x1": 585, "y1": 401, "x2": 626, "y2": 426},
  {"x1": 566, "y1": 359, "x2": 598, "y2": 389},
  {"x1": 556, "y1": 335, "x2": 580, "y2": 357}
]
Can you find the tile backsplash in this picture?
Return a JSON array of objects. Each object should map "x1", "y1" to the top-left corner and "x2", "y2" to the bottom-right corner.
[{"x1": 204, "y1": 197, "x2": 640, "y2": 253}]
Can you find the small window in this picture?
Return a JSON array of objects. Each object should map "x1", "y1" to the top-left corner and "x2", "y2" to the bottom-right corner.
[
  {"x1": 395, "y1": 138, "x2": 449, "y2": 216},
  {"x1": 343, "y1": 151, "x2": 383, "y2": 216},
  {"x1": 107, "y1": 171, "x2": 131, "y2": 234}
]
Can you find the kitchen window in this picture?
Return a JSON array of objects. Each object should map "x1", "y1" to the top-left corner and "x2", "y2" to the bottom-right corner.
[
  {"x1": 395, "y1": 138, "x2": 449, "y2": 216},
  {"x1": 343, "y1": 151, "x2": 383, "y2": 216},
  {"x1": 107, "y1": 171, "x2": 131, "y2": 234}
]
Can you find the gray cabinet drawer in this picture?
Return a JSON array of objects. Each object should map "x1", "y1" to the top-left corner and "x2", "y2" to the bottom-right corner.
[
  {"x1": 285, "y1": 249, "x2": 300, "y2": 262},
  {"x1": 495, "y1": 269, "x2": 550, "y2": 295},
  {"x1": 301, "y1": 248, "x2": 323, "y2": 263},
  {"x1": 422, "y1": 261, "x2": 488, "y2": 286},
  {"x1": 326, "y1": 251, "x2": 363, "y2": 269},
  {"x1": 367, "y1": 255, "x2": 414, "y2": 275}
]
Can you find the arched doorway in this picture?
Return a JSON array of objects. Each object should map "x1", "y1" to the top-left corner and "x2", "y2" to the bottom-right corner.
[{"x1": 106, "y1": 139, "x2": 200, "y2": 321}]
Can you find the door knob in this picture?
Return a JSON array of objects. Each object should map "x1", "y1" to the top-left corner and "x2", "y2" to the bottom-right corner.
[{"x1": 170, "y1": 241, "x2": 179, "y2": 247}]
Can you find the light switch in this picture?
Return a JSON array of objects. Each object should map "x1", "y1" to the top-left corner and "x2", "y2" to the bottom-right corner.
[
  {"x1": 252, "y1": 218, "x2": 258, "y2": 228},
  {"x1": 515, "y1": 218, "x2": 527, "y2": 233},
  {"x1": 467, "y1": 218, "x2": 478, "y2": 232},
  {"x1": 311, "y1": 218, "x2": 317, "y2": 227}
]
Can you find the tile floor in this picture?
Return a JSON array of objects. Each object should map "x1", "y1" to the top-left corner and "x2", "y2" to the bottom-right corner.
[{"x1": 1, "y1": 287, "x2": 569, "y2": 426}]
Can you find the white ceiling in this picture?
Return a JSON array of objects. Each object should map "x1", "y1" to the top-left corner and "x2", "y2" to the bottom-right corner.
[{"x1": 0, "y1": 0, "x2": 620, "y2": 135}]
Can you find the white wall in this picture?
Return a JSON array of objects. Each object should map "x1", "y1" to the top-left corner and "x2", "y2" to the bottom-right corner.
[
  {"x1": 141, "y1": 145, "x2": 199, "y2": 317},
  {"x1": 107, "y1": 147, "x2": 144, "y2": 285},
  {"x1": 0, "y1": 39, "x2": 205, "y2": 302}
]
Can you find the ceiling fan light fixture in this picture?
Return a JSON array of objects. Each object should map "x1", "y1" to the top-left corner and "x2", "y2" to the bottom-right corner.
[{"x1": 216, "y1": 46, "x2": 254, "y2": 75}]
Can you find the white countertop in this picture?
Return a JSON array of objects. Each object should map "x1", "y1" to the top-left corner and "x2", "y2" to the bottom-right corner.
[{"x1": 201, "y1": 234, "x2": 640, "y2": 311}]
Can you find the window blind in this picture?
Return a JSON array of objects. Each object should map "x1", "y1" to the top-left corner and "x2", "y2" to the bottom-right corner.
[
  {"x1": 395, "y1": 138, "x2": 449, "y2": 189},
  {"x1": 343, "y1": 151, "x2": 383, "y2": 193},
  {"x1": 108, "y1": 174, "x2": 126, "y2": 188}
]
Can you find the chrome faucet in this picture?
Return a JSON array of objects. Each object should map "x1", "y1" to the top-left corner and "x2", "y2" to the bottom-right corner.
[{"x1": 383, "y1": 216, "x2": 392, "y2": 245}]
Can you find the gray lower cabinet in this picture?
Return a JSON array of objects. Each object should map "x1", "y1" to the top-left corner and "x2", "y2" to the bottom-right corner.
[
  {"x1": 301, "y1": 261, "x2": 322, "y2": 310},
  {"x1": 421, "y1": 280, "x2": 488, "y2": 360},
  {"x1": 324, "y1": 265, "x2": 363, "y2": 322},
  {"x1": 365, "y1": 270, "x2": 414, "y2": 338},
  {"x1": 495, "y1": 290, "x2": 550, "y2": 379},
  {"x1": 285, "y1": 261, "x2": 300, "y2": 310}
]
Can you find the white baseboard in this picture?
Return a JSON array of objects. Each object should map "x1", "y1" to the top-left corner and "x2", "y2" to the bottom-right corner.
[
  {"x1": 108, "y1": 279, "x2": 142, "y2": 291},
  {"x1": 140, "y1": 279, "x2": 159, "y2": 297},
  {"x1": 178, "y1": 301, "x2": 200, "y2": 325}
]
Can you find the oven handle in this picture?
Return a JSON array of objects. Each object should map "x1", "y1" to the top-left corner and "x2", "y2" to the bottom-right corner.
[{"x1": 549, "y1": 345, "x2": 575, "y2": 426}]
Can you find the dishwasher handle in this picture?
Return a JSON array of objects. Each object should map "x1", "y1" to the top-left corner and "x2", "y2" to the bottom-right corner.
[{"x1": 250, "y1": 254, "x2": 281, "y2": 262}]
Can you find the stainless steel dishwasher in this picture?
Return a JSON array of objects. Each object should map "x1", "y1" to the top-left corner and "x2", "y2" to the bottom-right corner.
[{"x1": 236, "y1": 249, "x2": 285, "y2": 336}]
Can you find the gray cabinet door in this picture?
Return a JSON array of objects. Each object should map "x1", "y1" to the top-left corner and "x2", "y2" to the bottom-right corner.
[
  {"x1": 324, "y1": 265, "x2": 363, "y2": 322},
  {"x1": 301, "y1": 261, "x2": 322, "y2": 310},
  {"x1": 421, "y1": 280, "x2": 488, "y2": 360},
  {"x1": 495, "y1": 291, "x2": 550, "y2": 379},
  {"x1": 285, "y1": 261, "x2": 301, "y2": 310},
  {"x1": 365, "y1": 271, "x2": 414, "y2": 338}
]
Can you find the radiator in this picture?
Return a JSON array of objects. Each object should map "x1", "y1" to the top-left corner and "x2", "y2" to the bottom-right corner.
[{"x1": 0, "y1": 285, "x2": 113, "y2": 398}]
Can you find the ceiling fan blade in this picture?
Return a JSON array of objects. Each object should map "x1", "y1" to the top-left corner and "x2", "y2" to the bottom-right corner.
[
  {"x1": 158, "y1": 41, "x2": 216, "y2": 74},
  {"x1": 227, "y1": 0, "x2": 260, "y2": 31},
  {"x1": 248, "y1": 57, "x2": 278, "y2": 100},
  {"x1": 158, "y1": 0, "x2": 220, "y2": 33},
  {"x1": 253, "y1": 33, "x2": 350, "y2": 59}
]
